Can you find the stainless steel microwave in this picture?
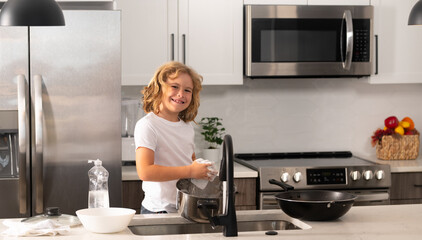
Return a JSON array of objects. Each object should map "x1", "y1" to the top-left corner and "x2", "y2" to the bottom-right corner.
[{"x1": 245, "y1": 5, "x2": 374, "y2": 78}]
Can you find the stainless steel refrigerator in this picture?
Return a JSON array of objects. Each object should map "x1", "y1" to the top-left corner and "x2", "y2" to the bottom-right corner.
[{"x1": 0, "y1": 10, "x2": 122, "y2": 218}]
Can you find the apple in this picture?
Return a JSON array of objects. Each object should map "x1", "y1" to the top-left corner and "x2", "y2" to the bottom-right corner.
[
  {"x1": 405, "y1": 131, "x2": 413, "y2": 135},
  {"x1": 385, "y1": 116, "x2": 399, "y2": 129}
]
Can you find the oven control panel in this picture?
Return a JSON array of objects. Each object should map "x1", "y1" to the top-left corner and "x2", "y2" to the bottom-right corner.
[
  {"x1": 307, "y1": 168, "x2": 346, "y2": 185},
  {"x1": 259, "y1": 165, "x2": 391, "y2": 191}
]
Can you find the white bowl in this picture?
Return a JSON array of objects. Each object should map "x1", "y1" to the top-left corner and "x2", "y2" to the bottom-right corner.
[{"x1": 76, "y1": 207, "x2": 135, "y2": 233}]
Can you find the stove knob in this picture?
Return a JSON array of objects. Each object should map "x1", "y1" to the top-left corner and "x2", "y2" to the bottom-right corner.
[
  {"x1": 350, "y1": 171, "x2": 361, "y2": 181},
  {"x1": 363, "y1": 170, "x2": 374, "y2": 181},
  {"x1": 281, "y1": 172, "x2": 290, "y2": 183},
  {"x1": 293, "y1": 172, "x2": 302, "y2": 183},
  {"x1": 375, "y1": 170, "x2": 385, "y2": 180}
]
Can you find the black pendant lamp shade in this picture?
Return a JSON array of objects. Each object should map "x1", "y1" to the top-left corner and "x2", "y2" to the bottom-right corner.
[
  {"x1": 409, "y1": 0, "x2": 422, "y2": 25},
  {"x1": 0, "y1": 0, "x2": 65, "y2": 26}
]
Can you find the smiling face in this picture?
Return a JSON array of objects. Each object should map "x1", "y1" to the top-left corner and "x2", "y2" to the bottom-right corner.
[
  {"x1": 142, "y1": 61, "x2": 203, "y2": 122},
  {"x1": 158, "y1": 72, "x2": 194, "y2": 122}
]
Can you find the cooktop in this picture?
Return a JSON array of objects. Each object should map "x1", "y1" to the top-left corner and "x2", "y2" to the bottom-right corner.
[{"x1": 234, "y1": 151, "x2": 376, "y2": 169}]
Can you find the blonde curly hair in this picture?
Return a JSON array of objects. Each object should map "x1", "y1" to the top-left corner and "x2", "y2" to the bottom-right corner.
[{"x1": 142, "y1": 61, "x2": 203, "y2": 122}]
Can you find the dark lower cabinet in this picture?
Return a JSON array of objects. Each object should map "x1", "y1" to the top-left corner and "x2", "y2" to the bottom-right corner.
[
  {"x1": 122, "y1": 181, "x2": 144, "y2": 213},
  {"x1": 122, "y1": 178, "x2": 257, "y2": 213},
  {"x1": 390, "y1": 172, "x2": 422, "y2": 205},
  {"x1": 234, "y1": 178, "x2": 257, "y2": 210}
]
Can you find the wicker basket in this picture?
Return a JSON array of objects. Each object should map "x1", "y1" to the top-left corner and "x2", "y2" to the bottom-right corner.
[{"x1": 376, "y1": 134, "x2": 420, "y2": 160}]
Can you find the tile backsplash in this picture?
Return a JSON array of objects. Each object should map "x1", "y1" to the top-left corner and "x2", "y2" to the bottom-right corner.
[{"x1": 122, "y1": 77, "x2": 422, "y2": 157}]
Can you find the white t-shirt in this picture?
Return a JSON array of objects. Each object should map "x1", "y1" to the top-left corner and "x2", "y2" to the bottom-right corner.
[{"x1": 134, "y1": 112, "x2": 195, "y2": 213}]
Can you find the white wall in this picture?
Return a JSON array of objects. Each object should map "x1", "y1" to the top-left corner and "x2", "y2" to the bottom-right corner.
[{"x1": 122, "y1": 78, "x2": 422, "y2": 157}]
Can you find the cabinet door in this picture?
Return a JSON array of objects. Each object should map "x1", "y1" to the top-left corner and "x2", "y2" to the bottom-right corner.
[
  {"x1": 56, "y1": 0, "x2": 113, "y2": 1},
  {"x1": 391, "y1": 173, "x2": 422, "y2": 201},
  {"x1": 369, "y1": 0, "x2": 422, "y2": 83},
  {"x1": 234, "y1": 178, "x2": 256, "y2": 210},
  {"x1": 179, "y1": 0, "x2": 243, "y2": 85},
  {"x1": 243, "y1": 0, "x2": 307, "y2": 5},
  {"x1": 117, "y1": 0, "x2": 175, "y2": 86},
  {"x1": 308, "y1": 0, "x2": 370, "y2": 5},
  {"x1": 122, "y1": 181, "x2": 144, "y2": 213}
]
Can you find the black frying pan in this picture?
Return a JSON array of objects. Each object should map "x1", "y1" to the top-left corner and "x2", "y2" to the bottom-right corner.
[{"x1": 269, "y1": 179, "x2": 357, "y2": 221}]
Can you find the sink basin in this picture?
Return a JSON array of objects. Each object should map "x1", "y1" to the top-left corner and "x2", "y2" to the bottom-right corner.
[
  {"x1": 129, "y1": 219, "x2": 301, "y2": 236},
  {"x1": 128, "y1": 210, "x2": 311, "y2": 236}
]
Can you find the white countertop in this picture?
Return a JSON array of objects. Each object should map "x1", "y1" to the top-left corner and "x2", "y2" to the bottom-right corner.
[
  {"x1": 122, "y1": 153, "x2": 422, "y2": 181},
  {"x1": 355, "y1": 151, "x2": 422, "y2": 173},
  {"x1": 2, "y1": 204, "x2": 422, "y2": 239},
  {"x1": 122, "y1": 162, "x2": 258, "y2": 181},
  {"x1": 121, "y1": 151, "x2": 422, "y2": 181}
]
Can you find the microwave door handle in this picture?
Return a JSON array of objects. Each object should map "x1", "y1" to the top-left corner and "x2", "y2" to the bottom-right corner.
[
  {"x1": 33, "y1": 75, "x2": 44, "y2": 214},
  {"x1": 17, "y1": 75, "x2": 29, "y2": 215},
  {"x1": 343, "y1": 10, "x2": 353, "y2": 70}
]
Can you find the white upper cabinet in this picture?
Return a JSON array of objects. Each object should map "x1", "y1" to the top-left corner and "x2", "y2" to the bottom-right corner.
[
  {"x1": 369, "y1": 0, "x2": 422, "y2": 83},
  {"x1": 180, "y1": 0, "x2": 243, "y2": 85},
  {"x1": 308, "y1": 0, "x2": 370, "y2": 5},
  {"x1": 115, "y1": 0, "x2": 170, "y2": 86},
  {"x1": 243, "y1": 0, "x2": 307, "y2": 4},
  {"x1": 117, "y1": 0, "x2": 243, "y2": 86},
  {"x1": 0, "y1": 0, "x2": 113, "y2": 2},
  {"x1": 56, "y1": 0, "x2": 113, "y2": 1},
  {"x1": 244, "y1": 0, "x2": 369, "y2": 5}
]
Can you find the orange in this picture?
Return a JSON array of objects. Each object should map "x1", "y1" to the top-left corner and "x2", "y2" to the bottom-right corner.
[{"x1": 401, "y1": 117, "x2": 415, "y2": 130}]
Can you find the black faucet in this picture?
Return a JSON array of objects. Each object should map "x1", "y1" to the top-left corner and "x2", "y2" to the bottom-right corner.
[{"x1": 210, "y1": 134, "x2": 238, "y2": 237}]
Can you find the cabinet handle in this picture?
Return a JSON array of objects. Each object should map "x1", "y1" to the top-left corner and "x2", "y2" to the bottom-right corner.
[
  {"x1": 414, "y1": 184, "x2": 422, "y2": 187},
  {"x1": 170, "y1": 33, "x2": 175, "y2": 61},
  {"x1": 375, "y1": 35, "x2": 378, "y2": 75},
  {"x1": 182, "y1": 34, "x2": 186, "y2": 64}
]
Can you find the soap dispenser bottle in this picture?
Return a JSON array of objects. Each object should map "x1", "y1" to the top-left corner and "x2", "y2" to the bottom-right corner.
[{"x1": 88, "y1": 159, "x2": 110, "y2": 208}]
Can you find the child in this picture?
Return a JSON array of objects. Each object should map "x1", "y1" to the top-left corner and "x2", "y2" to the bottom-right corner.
[{"x1": 134, "y1": 61, "x2": 212, "y2": 214}]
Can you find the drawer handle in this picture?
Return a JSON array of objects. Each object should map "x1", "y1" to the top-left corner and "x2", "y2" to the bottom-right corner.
[{"x1": 414, "y1": 184, "x2": 422, "y2": 187}]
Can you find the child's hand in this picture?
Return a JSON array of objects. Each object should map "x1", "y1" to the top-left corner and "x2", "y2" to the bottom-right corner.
[{"x1": 190, "y1": 160, "x2": 212, "y2": 180}]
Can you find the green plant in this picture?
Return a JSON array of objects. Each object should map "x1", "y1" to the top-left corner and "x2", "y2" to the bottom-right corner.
[{"x1": 199, "y1": 117, "x2": 225, "y2": 149}]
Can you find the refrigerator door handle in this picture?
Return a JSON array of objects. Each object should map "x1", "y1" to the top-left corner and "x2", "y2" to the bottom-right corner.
[
  {"x1": 17, "y1": 75, "x2": 29, "y2": 215},
  {"x1": 34, "y1": 75, "x2": 44, "y2": 214}
]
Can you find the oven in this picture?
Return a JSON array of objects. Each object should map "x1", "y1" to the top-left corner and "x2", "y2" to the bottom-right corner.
[{"x1": 235, "y1": 151, "x2": 391, "y2": 209}]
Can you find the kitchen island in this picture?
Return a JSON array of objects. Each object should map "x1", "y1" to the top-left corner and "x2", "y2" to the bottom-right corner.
[{"x1": 1, "y1": 204, "x2": 421, "y2": 239}]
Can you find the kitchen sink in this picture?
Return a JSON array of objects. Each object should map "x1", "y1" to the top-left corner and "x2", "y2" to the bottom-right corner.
[{"x1": 129, "y1": 219, "x2": 301, "y2": 236}]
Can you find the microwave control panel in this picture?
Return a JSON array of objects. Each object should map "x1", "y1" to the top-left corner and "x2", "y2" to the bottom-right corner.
[{"x1": 352, "y1": 20, "x2": 371, "y2": 62}]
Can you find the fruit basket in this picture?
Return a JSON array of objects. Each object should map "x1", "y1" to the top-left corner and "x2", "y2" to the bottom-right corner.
[{"x1": 371, "y1": 116, "x2": 420, "y2": 160}]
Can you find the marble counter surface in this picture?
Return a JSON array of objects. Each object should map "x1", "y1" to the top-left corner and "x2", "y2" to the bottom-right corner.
[
  {"x1": 355, "y1": 152, "x2": 422, "y2": 172},
  {"x1": 122, "y1": 162, "x2": 258, "y2": 181},
  {"x1": 122, "y1": 152, "x2": 422, "y2": 181},
  {"x1": 1, "y1": 204, "x2": 422, "y2": 239}
]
